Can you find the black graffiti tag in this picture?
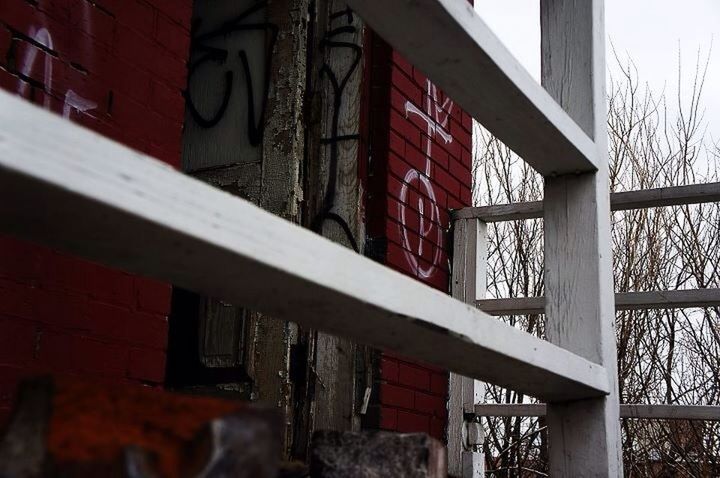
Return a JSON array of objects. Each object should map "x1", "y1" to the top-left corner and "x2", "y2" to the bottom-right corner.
[{"x1": 184, "y1": 1, "x2": 278, "y2": 147}]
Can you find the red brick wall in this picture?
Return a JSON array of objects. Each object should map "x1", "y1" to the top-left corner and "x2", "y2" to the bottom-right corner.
[
  {"x1": 364, "y1": 34, "x2": 473, "y2": 441},
  {"x1": 0, "y1": 0, "x2": 192, "y2": 424}
]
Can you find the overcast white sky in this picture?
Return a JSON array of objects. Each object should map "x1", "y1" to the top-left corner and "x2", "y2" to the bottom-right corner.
[{"x1": 475, "y1": 0, "x2": 720, "y2": 141}]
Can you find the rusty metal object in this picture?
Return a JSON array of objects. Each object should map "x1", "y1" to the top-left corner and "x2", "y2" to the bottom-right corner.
[{"x1": 0, "y1": 377, "x2": 281, "y2": 478}]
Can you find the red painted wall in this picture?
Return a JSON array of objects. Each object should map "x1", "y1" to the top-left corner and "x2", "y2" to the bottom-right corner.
[
  {"x1": 364, "y1": 35, "x2": 473, "y2": 441},
  {"x1": 0, "y1": 0, "x2": 192, "y2": 424}
]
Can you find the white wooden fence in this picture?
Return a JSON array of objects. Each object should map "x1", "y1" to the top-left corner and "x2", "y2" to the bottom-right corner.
[
  {"x1": 450, "y1": 183, "x2": 720, "y2": 476},
  {"x1": 3, "y1": 0, "x2": 712, "y2": 476}
]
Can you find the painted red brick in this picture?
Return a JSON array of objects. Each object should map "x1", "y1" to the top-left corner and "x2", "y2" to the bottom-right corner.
[
  {"x1": 102, "y1": 0, "x2": 156, "y2": 37},
  {"x1": 367, "y1": 28, "x2": 473, "y2": 443},
  {"x1": 0, "y1": 25, "x2": 11, "y2": 62},
  {"x1": 388, "y1": 129, "x2": 405, "y2": 157},
  {"x1": 430, "y1": 417, "x2": 445, "y2": 441},
  {"x1": 68, "y1": 0, "x2": 115, "y2": 47},
  {"x1": 379, "y1": 383, "x2": 414, "y2": 410},
  {"x1": 155, "y1": 13, "x2": 190, "y2": 59},
  {"x1": 0, "y1": 237, "x2": 43, "y2": 283},
  {"x1": 151, "y1": 0, "x2": 192, "y2": 29},
  {"x1": 0, "y1": 365, "x2": 25, "y2": 405},
  {"x1": 0, "y1": 0, "x2": 193, "y2": 417},
  {"x1": 38, "y1": 332, "x2": 129, "y2": 377},
  {"x1": 397, "y1": 410, "x2": 430, "y2": 434},
  {"x1": 149, "y1": 78, "x2": 185, "y2": 121},
  {"x1": 0, "y1": 278, "x2": 34, "y2": 320},
  {"x1": 1, "y1": 0, "x2": 37, "y2": 34},
  {"x1": 86, "y1": 265, "x2": 135, "y2": 305},
  {"x1": 128, "y1": 347, "x2": 166, "y2": 382},
  {"x1": 379, "y1": 407, "x2": 398, "y2": 430},
  {"x1": 430, "y1": 372, "x2": 448, "y2": 396},
  {"x1": 0, "y1": 316, "x2": 37, "y2": 364},
  {"x1": 414, "y1": 392, "x2": 447, "y2": 419},
  {"x1": 134, "y1": 277, "x2": 172, "y2": 314},
  {"x1": 380, "y1": 357, "x2": 399, "y2": 383}
]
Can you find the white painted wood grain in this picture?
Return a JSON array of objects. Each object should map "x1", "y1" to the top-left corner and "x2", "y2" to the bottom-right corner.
[
  {"x1": 541, "y1": 0, "x2": 623, "y2": 475},
  {"x1": 344, "y1": 0, "x2": 598, "y2": 175},
  {"x1": 475, "y1": 404, "x2": 720, "y2": 421},
  {"x1": 476, "y1": 289, "x2": 720, "y2": 315},
  {"x1": 452, "y1": 182, "x2": 720, "y2": 222},
  {"x1": 448, "y1": 218, "x2": 485, "y2": 477},
  {"x1": 0, "y1": 90, "x2": 609, "y2": 402}
]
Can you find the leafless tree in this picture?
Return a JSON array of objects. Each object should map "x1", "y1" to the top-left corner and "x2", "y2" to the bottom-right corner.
[{"x1": 473, "y1": 49, "x2": 720, "y2": 477}]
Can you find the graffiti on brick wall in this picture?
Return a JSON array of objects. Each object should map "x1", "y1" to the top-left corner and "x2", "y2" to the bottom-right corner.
[
  {"x1": 312, "y1": 6, "x2": 362, "y2": 252},
  {"x1": 17, "y1": 21, "x2": 97, "y2": 119},
  {"x1": 183, "y1": 0, "x2": 277, "y2": 171},
  {"x1": 399, "y1": 79, "x2": 454, "y2": 279}
]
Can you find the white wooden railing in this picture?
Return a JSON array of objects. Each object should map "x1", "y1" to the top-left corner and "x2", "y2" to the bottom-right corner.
[
  {"x1": 1, "y1": 0, "x2": 630, "y2": 476},
  {"x1": 451, "y1": 183, "x2": 720, "y2": 476}
]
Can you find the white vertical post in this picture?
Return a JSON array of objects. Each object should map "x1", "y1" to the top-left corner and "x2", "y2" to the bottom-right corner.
[
  {"x1": 449, "y1": 218, "x2": 486, "y2": 477},
  {"x1": 540, "y1": 0, "x2": 622, "y2": 476}
]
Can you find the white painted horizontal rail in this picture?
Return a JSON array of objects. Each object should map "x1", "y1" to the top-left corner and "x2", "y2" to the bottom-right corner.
[
  {"x1": 453, "y1": 182, "x2": 720, "y2": 222},
  {"x1": 475, "y1": 404, "x2": 720, "y2": 421},
  {"x1": 344, "y1": 0, "x2": 598, "y2": 175},
  {"x1": 477, "y1": 289, "x2": 720, "y2": 316},
  {"x1": 0, "y1": 91, "x2": 609, "y2": 401}
]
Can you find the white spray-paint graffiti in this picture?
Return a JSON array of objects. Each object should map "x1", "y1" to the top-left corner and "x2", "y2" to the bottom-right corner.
[
  {"x1": 17, "y1": 22, "x2": 97, "y2": 119},
  {"x1": 399, "y1": 79, "x2": 454, "y2": 279}
]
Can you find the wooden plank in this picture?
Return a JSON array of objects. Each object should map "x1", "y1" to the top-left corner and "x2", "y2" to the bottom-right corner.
[
  {"x1": 305, "y1": 0, "x2": 366, "y2": 438},
  {"x1": 453, "y1": 201, "x2": 543, "y2": 222},
  {"x1": 179, "y1": 1, "x2": 310, "y2": 459},
  {"x1": 476, "y1": 289, "x2": 720, "y2": 315},
  {"x1": 448, "y1": 218, "x2": 485, "y2": 477},
  {"x1": 453, "y1": 182, "x2": 720, "y2": 221},
  {"x1": 343, "y1": 0, "x2": 598, "y2": 175},
  {"x1": 541, "y1": 0, "x2": 623, "y2": 475},
  {"x1": 475, "y1": 404, "x2": 720, "y2": 421},
  {"x1": 252, "y1": 0, "x2": 310, "y2": 456},
  {"x1": 0, "y1": 90, "x2": 609, "y2": 402},
  {"x1": 476, "y1": 297, "x2": 545, "y2": 316},
  {"x1": 621, "y1": 405, "x2": 720, "y2": 421},
  {"x1": 616, "y1": 289, "x2": 720, "y2": 310},
  {"x1": 611, "y1": 182, "x2": 720, "y2": 210}
]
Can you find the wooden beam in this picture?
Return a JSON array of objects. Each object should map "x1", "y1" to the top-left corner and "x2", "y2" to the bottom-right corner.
[
  {"x1": 0, "y1": 90, "x2": 609, "y2": 402},
  {"x1": 611, "y1": 182, "x2": 720, "y2": 211},
  {"x1": 541, "y1": 0, "x2": 623, "y2": 475},
  {"x1": 475, "y1": 404, "x2": 720, "y2": 421},
  {"x1": 616, "y1": 289, "x2": 720, "y2": 311},
  {"x1": 448, "y1": 218, "x2": 485, "y2": 477},
  {"x1": 304, "y1": 0, "x2": 367, "y2": 438},
  {"x1": 453, "y1": 182, "x2": 720, "y2": 222},
  {"x1": 476, "y1": 297, "x2": 545, "y2": 316},
  {"x1": 621, "y1": 405, "x2": 720, "y2": 421},
  {"x1": 453, "y1": 201, "x2": 543, "y2": 222},
  {"x1": 476, "y1": 289, "x2": 720, "y2": 316},
  {"x1": 343, "y1": 0, "x2": 598, "y2": 175}
]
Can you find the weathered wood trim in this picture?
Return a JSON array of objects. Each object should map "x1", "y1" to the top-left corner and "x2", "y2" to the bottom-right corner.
[
  {"x1": 448, "y1": 218, "x2": 485, "y2": 477},
  {"x1": 0, "y1": 90, "x2": 610, "y2": 402},
  {"x1": 475, "y1": 404, "x2": 720, "y2": 421},
  {"x1": 453, "y1": 201, "x2": 544, "y2": 222},
  {"x1": 178, "y1": 0, "x2": 310, "y2": 458},
  {"x1": 344, "y1": 0, "x2": 598, "y2": 175},
  {"x1": 476, "y1": 289, "x2": 720, "y2": 315},
  {"x1": 453, "y1": 182, "x2": 720, "y2": 222},
  {"x1": 614, "y1": 289, "x2": 720, "y2": 310},
  {"x1": 476, "y1": 297, "x2": 546, "y2": 316},
  {"x1": 252, "y1": 0, "x2": 311, "y2": 457},
  {"x1": 303, "y1": 0, "x2": 366, "y2": 437},
  {"x1": 541, "y1": 0, "x2": 623, "y2": 475}
]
